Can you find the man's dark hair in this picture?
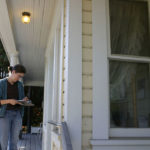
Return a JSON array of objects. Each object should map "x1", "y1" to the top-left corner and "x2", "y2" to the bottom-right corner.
[{"x1": 8, "y1": 64, "x2": 26, "y2": 74}]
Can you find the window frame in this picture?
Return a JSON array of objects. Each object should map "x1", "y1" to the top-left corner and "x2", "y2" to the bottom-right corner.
[
  {"x1": 92, "y1": 0, "x2": 150, "y2": 139},
  {"x1": 108, "y1": 0, "x2": 150, "y2": 137}
]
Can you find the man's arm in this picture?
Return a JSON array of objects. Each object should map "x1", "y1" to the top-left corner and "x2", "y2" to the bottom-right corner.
[{"x1": 0, "y1": 99, "x2": 22, "y2": 105}]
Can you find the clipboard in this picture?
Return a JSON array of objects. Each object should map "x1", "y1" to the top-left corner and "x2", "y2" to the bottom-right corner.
[{"x1": 18, "y1": 100, "x2": 35, "y2": 106}]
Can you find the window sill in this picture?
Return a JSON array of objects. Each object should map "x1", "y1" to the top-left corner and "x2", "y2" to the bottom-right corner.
[{"x1": 91, "y1": 138, "x2": 150, "y2": 146}]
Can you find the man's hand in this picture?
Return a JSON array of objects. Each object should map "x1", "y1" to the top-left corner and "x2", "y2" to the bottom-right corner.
[
  {"x1": 9, "y1": 99, "x2": 22, "y2": 105},
  {"x1": 22, "y1": 97, "x2": 29, "y2": 101}
]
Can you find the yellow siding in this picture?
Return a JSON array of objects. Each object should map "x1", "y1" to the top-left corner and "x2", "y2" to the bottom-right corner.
[{"x1": 82, "y1": 0, "x2": 93, "y2": 150}]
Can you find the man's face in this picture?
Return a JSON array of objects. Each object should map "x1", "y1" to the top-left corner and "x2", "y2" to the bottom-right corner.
[{"x1": 11, "y1": 70, "x2": 24, "y2": 82}]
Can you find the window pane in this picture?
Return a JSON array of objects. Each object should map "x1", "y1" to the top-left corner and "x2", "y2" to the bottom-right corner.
[
  {"x1": 110, "y1": 61, "x2": 150, "y2": 128},
  {"x1": 109, "y1": 0, "x2": 150, "y2": 56}
]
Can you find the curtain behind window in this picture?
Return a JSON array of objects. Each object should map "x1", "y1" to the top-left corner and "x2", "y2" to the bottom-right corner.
[
  {"x1": 110, "y1": 0, "x2": 150, "y2": 56},
  {"x1": 109, "y1": 0, "x2": 150, "y2": 128}
]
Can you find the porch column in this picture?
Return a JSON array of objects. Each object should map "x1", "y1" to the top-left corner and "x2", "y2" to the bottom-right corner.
[
  {"x1": 10, "y1": 52, "x2": 19, "y2": 66},
  {"x1": 42, "y1": 46, "x2": 54, "y2": 150},
  {"x1": 64, "y1": 0, "x2": 82, "y2": 149}
]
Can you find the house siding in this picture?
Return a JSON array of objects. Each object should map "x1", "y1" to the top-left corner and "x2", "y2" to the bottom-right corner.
[{"x1": 82, "y1": 0, "x2": 93, "y2": 150}]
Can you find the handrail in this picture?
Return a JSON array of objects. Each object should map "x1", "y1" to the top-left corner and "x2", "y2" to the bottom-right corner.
[
  {"x1": 48, "y1": 121, "x2": 73, "y2": 150},
  {"x1": 48, "y1": 120, "x2": 61, "y2": 127}
]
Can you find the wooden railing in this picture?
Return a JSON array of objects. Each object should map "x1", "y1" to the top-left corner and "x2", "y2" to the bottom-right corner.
[
  {"x1": 48, "y1": 121, "x2": 73, "y2": 150},
  {"x1": 0, "y1": 66, "x2": 8, "y2": 79}
]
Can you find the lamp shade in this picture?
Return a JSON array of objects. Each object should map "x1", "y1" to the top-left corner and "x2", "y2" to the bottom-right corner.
[{"x1": 22, "y1": 12, "x2": 31, "y2": 24}]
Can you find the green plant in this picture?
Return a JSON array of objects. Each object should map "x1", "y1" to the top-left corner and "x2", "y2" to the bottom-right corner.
[{"x1": 31, "y1": 107, "x2": 43, "y2": 126}]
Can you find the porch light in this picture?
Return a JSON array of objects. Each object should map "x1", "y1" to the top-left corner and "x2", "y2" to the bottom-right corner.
[{"x1": 22, "y1": 12, "x2": 31, "y2": 24}]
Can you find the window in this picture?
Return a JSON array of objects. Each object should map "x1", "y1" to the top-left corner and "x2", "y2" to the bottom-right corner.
[
  {"x1": 109, "y1": 0, "x2": 150, "y2": 130},
  {"x1": 92, "y1": 0, "x2": 150, "y2": 140},
  {"x1": 110, "y1": 61, "x2": 150, "y2": 128},
  {"x1": 109, "y1": 0, "x2": 150, "y2": 57}
]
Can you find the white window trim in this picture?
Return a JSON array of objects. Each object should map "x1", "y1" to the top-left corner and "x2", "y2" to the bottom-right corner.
[
  {"x1": 92, "y1": 0, "x2": 110, "y2": 140},
  {"x1": 108, "y1": 54, "x2": 150, "y2": 63},
  {"x1": 92, "y1": 0, "x2": 150, "y2": 140},
  {"x1": 110, "y1": 128, "x2": 150, "y2": 137}
]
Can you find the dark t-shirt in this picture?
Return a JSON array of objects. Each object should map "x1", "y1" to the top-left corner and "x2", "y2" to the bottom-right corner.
[{"x1": 6, "y1": 80, "x2": 21, "y2": 110}]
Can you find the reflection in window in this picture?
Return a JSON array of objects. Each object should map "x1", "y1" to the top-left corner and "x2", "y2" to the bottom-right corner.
[
  {"x1": 109, "y1": 0, "x2": 150, "y2": 56},
  {"x1": 110, "y1": 61, "x2": 150, "y2": 128}
]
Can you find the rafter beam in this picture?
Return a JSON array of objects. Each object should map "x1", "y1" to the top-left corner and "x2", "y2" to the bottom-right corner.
[{"x1": 0, "y1": 0, "x2": 19, "y2": 64}]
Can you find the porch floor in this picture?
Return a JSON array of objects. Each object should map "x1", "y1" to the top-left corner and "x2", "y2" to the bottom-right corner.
[{"x1": 17, "y1": 133, "x2": 42, "y2": 150}]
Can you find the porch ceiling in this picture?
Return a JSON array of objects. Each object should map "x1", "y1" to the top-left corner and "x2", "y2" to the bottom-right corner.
[{"x1": 6, "y1": 0, "x2": 55, "y2": 86}]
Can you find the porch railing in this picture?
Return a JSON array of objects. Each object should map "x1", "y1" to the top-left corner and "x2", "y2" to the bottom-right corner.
[
  {"x1": 0, "y1": 66, "x2": 8, "y2": 79},
  {"x1": 48, "y1": 121, "x2": 73, "y2": 150}
]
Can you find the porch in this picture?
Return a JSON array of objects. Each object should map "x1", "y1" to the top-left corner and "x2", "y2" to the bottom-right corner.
[
  {"x1": 17, "y1": 134, "x2": 42, "y2": 150},
  {"x1": 0, "y1": 0, "x2": 82, "y2": 149}
]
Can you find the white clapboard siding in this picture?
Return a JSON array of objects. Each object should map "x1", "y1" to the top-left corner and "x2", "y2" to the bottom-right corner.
[{"x1": 82, "y1": 0, "x2": 93, "y2": 150}]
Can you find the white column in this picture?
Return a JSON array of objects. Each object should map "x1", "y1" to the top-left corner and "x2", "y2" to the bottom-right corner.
[
  {"x1": 42, "y1": 45, "x2": 54, "y2": 150},
  {"x1": 10, "y1": 52, "x2": 19, "y2": 66},
  {"x1": 52, "y1": 29, "x2": 60, "y2": 122},
  {"x1": 64, "y1": 0, "x2": 82, "y2": 149},
  {"x1": 42, "y1": 1, "x2": 63, "y2": 149}
]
